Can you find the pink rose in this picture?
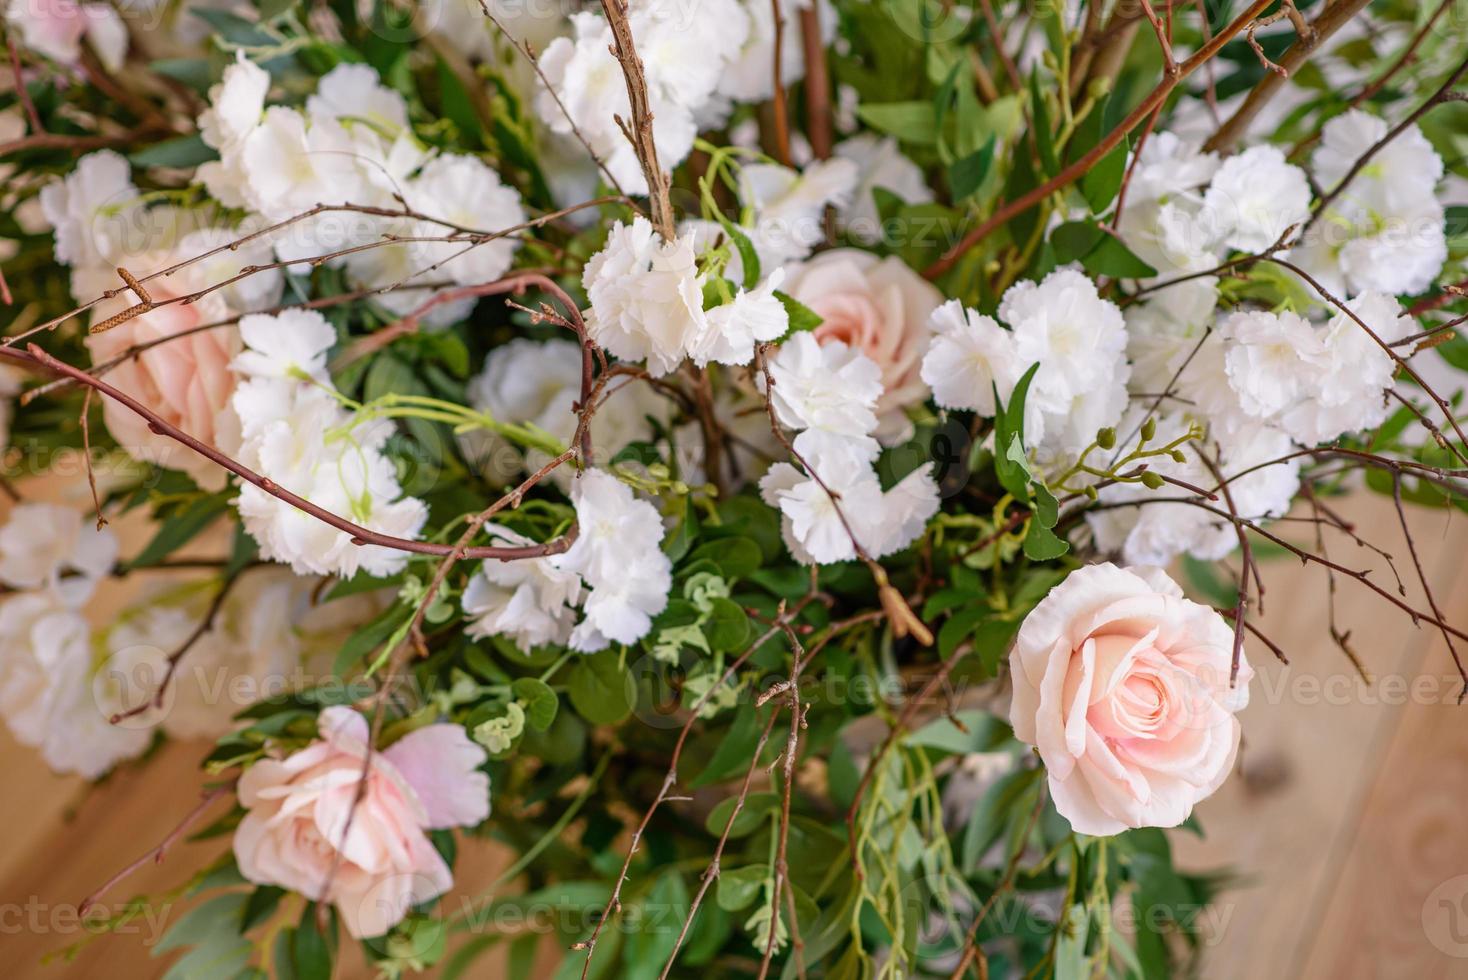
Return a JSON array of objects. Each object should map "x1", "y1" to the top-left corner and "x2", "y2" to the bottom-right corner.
[
  {"x1": 85, "y1": 278, "x2": 240, "y2": 491},
  {"x1": 784, "y1": 248, "x2": 943, "y2": 443},
  {"x1": 233, "y1": 707, "x2": 489, "y2": 938},
  {"x1": 1008, "y1": 563, "x2": 1251, "y2": 836}
]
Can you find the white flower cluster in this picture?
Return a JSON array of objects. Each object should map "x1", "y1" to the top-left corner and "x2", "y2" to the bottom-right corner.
[
  {"x1": 537, "y1": 0, "x2": 832, "y2": 194},
  {"x1": 1296, "y1": 109, "x2": 1448, "y2": 298},
  {"x1": 463, "y1": 469, "x2": 671, "y2": 652},
  {"x1": 198, "y1": 56, "x2": 526, "y2": 317},
  {"x1": 921, "y1": 269, "x2": 1131, "y2": 459},
  {"x1": 1095, "y1": 291, "x2": 1412, "y2": 566},
  {"x1": 759, "y1": 333, "x2": 939, "y2": 564},
  {"x1": 582, "y1": 216, "x2": 790, "y2": 376},
  {"x1": 229, "y1": 310, "x2": 428, "y2": 577},
  {"x1": 0, "y1": 504, "x2": 145, "y2": 778}
]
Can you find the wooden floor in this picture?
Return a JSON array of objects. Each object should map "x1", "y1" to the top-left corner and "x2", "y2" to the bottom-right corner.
[{"x1": 2, "y1": 489, "x2": 1467, "y2": 978}]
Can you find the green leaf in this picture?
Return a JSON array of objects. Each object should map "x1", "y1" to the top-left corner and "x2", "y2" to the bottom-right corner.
[
  {"x1": 686, "y1": 538, "x2": 761, "y2": 580},
  {"x1": 716, "y1": 866, "x2": 768, "y2": 911},
  {"x1": 128, "y1": 494, "x2": 230, "y2": 568},
  {"x1": 621, "y1": 871, "x2": 689, "y2": 980},
  {"x1": 704, "y1": 597, "x2": 751, "y2": 653},
  {"x1": 1022, "y1": 519, "x2": 1069, "y2": 560},
  {"x1": 1080, "y1": 234, "x2": 1158, "y2": 279},
  {"x1": 907, "y1": 710, "x2": 1009, "y2": 755},
  {"x1": 704, "y1": 791, "x2": 778, "y2": 838},
  {"x1": 292, "y1": 905, "x2": 334, "y2": 980},
  {"x1": 511, "y1": 677, "x2": 559, "y2": 731},
  {"x1": 992, "y1": 363, "x2": 1040, "y2": 501},
  {"x1": 129, "y1": 133, "x2": 219, "y2": 169},
  {"x1": 948, "y1": 136, "x2": 997, "y2": 201},
  {"x1": 1050, "y1": 220, "x2": 1104, "y2": 263},
  {"x1": 1027, "y1": 71, "x2": 1059, "y2": 177},
  {"x1": 775, "y1": 291, "x2": 823, "y2": 334},
  {"x1": 568, "y1": 651, "x2": 636, "y2": 725},
  {"x1": 714, "y1": 213, "x2": 761, "y2": 291},
  {"x1": 1082, "y1": 139, "x2": 1130, "y2": 214},
  {"x1": 856, "y1": 102, "x2": 938, "y2": 144},
  {"x1": 155, "y1": 893, "x2": 247, "y2": 953}
]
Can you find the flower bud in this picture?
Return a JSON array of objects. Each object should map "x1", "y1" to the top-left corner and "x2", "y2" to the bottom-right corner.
[
  {"x1": 1140, "y1": 471, "x2": 1165, "y2": 490},
  {"x1": 1096, "y1": 427, "x2": 1116, "y2": 450}
]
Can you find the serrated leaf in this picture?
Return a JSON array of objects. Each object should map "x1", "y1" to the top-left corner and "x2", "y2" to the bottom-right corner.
[{"x1": 1022, "y1": 519, "x2": 1069, "y2": 560}]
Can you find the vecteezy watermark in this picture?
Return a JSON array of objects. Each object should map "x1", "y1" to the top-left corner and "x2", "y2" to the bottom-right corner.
[
  {"x1": 0, "y1": 898, "x2": 175, "y2": 945},
  {"x1": 1423, "y1": 875, "x2": 1468, "y2": 958}
]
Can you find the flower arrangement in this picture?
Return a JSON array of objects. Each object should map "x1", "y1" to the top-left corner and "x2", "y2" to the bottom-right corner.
[{"x1": 1, "y1": 0, "x2": 1465, "y2": 976}]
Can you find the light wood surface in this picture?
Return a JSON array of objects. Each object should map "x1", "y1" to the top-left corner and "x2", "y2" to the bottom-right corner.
[{"x1": 2, "y1": 490, "x2": 1466, "y2": 978}]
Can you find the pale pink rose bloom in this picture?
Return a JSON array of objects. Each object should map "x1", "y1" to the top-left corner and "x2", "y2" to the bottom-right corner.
[
  {"x1": 783, "y1": 248, "x2": 943, "y2": 443},
  {"x1": 232, "y1": 706, "x2": 490, "y2": 938},
  {"x1": 1008, "y1": 563, "x2": 1251, "y2": 836},
  {"x1": 85, "y1": 278, "x2": 240, "y2": 491}
]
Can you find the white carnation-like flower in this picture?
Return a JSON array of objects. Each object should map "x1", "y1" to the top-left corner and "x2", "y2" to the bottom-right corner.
[
  {"x1": 764, "y1": 332, "x2": 883, "y2": 465},
  {"x1": 583, "y1": 217, "x2": 710, "y2": 377},
  {"x1": 464, "y1": 527, "x2": 584, "y2": 652},
  {"x1": 921, "y1": 300, "x2": 1021, "y2": 417},
  {"x1": 1220, "y1": 309, "x2": 1328, "y2": 419},
  {"x1": 405, "y1": 154, "x2": 526, "y2": 286},
  {"x1": 560, "y1": 469, "x2": 671, "y2": 651},
  {"x1": 1202, "y1": 145, "x2": 1311, "y2": 253},
  {"x1": 695, "y1": 271, "x2": 791, "y2": 368},
  {"x1": 0, "y1": 503, "x2": 118, "y2": 607},
  {"x1": 39, "y1": 150, "x2": 141, "y2": 272},
  {"x1": 230, "y1": 312, "x2": 428, "y2": 577}
]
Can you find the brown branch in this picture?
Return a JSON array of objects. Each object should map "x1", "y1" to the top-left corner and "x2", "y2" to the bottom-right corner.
[
  {"x1": 7, "y1": 34, "x2": 42, "y2": 134},
  {"x1": 108, "y1": 566, "x2": 249, "y2": 725},
  {"x1": 78, "y1": 782, "x2": 234, "y2": 915},
  {"x1": 475, "y1": 0, "x2": 631, "y2": 200},
  {"x1": 576, "y1": 614, "x2": 805, "y2": 978},
  {"x1": 1205, "y1": 0, "x2": 1370, "y2": 152},
  {"x1": 1391, "y1": 472, "x2": 1465, "y2": 700},
  {"x1": 769, "y1": 0, "x2": 792, "y2": 167},
  {"x1": 597, "y1": 0, "x2": 675, "y2": 239},
  {"x1": 799, "y1": 2, "x2": 833, "y2": 160},
  {"x1": 947, "y1": 781, "x2": 1046, "y2": 980}
]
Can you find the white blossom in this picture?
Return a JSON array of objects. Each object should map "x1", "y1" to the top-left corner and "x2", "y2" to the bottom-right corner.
[
  {"x1": 230, "y1": 314, "x2": 428, "y2": 577},
  {"x1": 1125, "y1": 132, "x2": 1219, "y2": 206},
  {"x1": 3, "y1": 0, "x2": 126, "y2": 71},
  {"x1": 405, "y1": 154, "x2": 526, "y2": 286},
  {"x1": 583, "y1": 217, "x2": 709, "y2": 376},
  {"x1": 764, "y1": 332, "x2": 882, "y2": 465},
  {"x1": 464, "y1": 337, "x2": 668, "y2": 486},
  {"x1": 1202, "y1": 145, "x2": 1311, "y2": 253},
  {"x1": 464, "y1": 527, "x2": 583, "y2": 652},
  {"x1": 1313, "y1": 109, "x2": 1443, "y2": 216},
  {"x1": 560, "y1": 469, "x2": 671, "y2": 650},
  {"x1": 921, "y1": 300, "x2": 1021, "y2": 417},
  {"x1": 0, "y1": 593, "x2": 149, "y2": 779},
  {"x1": 1220, "y1": 309, "x2": 1328, "y2": 419},
  {"x1": 199, "y1": 51, "x2": 269, "y2": 155},
  {"x1": 1279, "y1": 291, "x2": 1412, "y2": 443},
  {"x1": 694, "y1": 271, "x2": 790, "y2": 368},
  {"x1": 0, "y1": 503, "x2": 118, "y2": 607},
  {"x1": 39, "y1": 150, "x2": 141, "y2": 272}
]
